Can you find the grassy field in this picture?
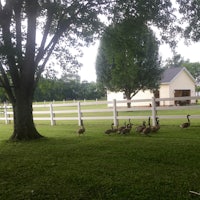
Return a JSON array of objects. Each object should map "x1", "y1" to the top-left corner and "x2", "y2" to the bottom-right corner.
[{"x1": 0, "y1": 116, "x2": 200, "y2": 200}]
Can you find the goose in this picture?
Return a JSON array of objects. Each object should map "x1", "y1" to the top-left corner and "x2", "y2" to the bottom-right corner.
[
  {"x1": 136, "y1": 121, "x2": 146, "y2": 133},
  {"x1": 180, "y1": 114, "x2": 190, "y2": 128},
  {"x1": 127, "y1": 119, "x2": 133, "y2": 129},
  {"x1": 117, "y1": 122, "x2": 127, "y2": 133},
  {"x1": 120, "y1": 119, "x2": 133, "y2": 134},
  {"x1": 105, "y1": 123, "x2": 114, "y2": 134},
  {"x1": 151, "y1": 117, "x2": 160, "y2": 132},
  {"x1": 142, "y1": 117, "x2": 151, "y2": 135},
  {"x1": 120, "y1": 122, "x2": 133, "y2": 134},
  {"x1": 120, "y1": 127, "x2": 131, "y2": 134},
  {"x1": 77, "y1": 120, "x2": 85, "y2": 135}
]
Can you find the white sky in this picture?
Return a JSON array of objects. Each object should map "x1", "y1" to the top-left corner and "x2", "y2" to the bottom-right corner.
[
  {"x1": 78, "y1": 41, "x2": 99, "y2": 82},
  {"x1": 160, "y1": 39, "x2": 200, "y2": 63},
  {"x1": 78, "y1": 39, "x2": 200, "y2": 82}
]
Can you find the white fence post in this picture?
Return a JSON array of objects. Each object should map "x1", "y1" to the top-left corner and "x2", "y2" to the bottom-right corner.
[
  {"x1": 77, "y1": 101, "x2": 82, "y2": 126},
  {"x1": 151, "y1": 97, "x2": 156, "y2": 126},
  {"x1": 113, "y1": 99, "x2": 118, "y2": 126},
  {"x1": 50, "y1": 103, "x2": 56, "y2": 126},
  {"x1": 4, "y1": 102, "x2": 9, "y2": 124}
]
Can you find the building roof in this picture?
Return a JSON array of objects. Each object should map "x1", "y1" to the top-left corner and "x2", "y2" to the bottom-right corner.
[{"x1": 161, "y1": 67, "x2": 195, "y2": 84}]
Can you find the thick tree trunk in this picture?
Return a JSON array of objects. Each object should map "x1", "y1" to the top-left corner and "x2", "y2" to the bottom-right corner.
[{"x1": 9, "y1": 90, "x2": 43, "y2": 141}]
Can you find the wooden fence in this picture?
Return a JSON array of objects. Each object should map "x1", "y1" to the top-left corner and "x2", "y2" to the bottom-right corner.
[{"x1": 0, "y1": 96, "x2": 200, "y2": 126}]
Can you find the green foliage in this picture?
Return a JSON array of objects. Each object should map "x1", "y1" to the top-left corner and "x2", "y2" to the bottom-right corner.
[
  {"x1": 177, "y1": 0, "x2": 200, "y2": 42},
  {"x1": 113, "y1": 0, "x2": 177, "y2": 47},
  {"x1": 34, "y1": 77, "x2": 105, "y2": 101},
  {"x1": 163, "y1": 53, "x2": 185, "y2": 68},
  {"x1": 96, "y1": 18, "x2": 162, "y2": 100},
  {"x1": 182, "y1": 61, "x2": 200, "y2": 84}
]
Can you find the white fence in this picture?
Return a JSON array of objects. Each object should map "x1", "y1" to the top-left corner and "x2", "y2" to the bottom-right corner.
[{"x1": 0, "y1": 96, "x2": 200, "y2": 126}]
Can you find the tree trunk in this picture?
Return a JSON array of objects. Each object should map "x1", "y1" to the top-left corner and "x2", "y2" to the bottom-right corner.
[
  {"x1": 9, "y1": 89, "x2": 43, "y2": 141},
  {"x1": 125, "y1": 91, "x2": 132, "y2": 108},
  {"x1": 127, "y1": 97, "x2": 131, "y2": 108}
]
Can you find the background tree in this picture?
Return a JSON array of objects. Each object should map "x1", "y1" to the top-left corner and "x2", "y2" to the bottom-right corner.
[
  {"x1": 60, "y1": 73, "x2": 81, "y2": 83},
  {"x1": 96, "y1": 19, "x2": 162, "y2": 107},
  {"x1": 182, "y1": 61, "x2": 200, "y2": 86},
  {"x1": 163, "y1": 53, "x2": 185, "y2": 68},
  {"x1": 34, "y1": 77, "x2": 105, "y2": 101}
]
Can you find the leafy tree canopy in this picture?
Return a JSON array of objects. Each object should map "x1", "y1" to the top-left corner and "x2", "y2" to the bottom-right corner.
[
  {"x1": 96, "y1": 18, "x2": 162, "y2": 104},
  {"x1": 34, "y1": 77, "x2": 105, "y2": 101},
  {"x1": 163, "y1": 53, "x2": 185, "y2": 68},
  {"x1": 177, "y1": 0, "x2": 200, "y2": 42}
]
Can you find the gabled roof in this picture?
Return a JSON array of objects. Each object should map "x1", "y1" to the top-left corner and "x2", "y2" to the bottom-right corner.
[{"x1": 161, "y1": 67, "x2": 196, "y2": 84}]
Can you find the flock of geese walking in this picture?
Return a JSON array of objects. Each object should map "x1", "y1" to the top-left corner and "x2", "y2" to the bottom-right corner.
[{"x1": 77, "y1": 114, "x2": 191, "y2": 136}]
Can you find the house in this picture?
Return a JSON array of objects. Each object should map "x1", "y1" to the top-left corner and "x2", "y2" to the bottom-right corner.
[{"x1": 107, "y1": 67, "x2": 196, "y2": 107}]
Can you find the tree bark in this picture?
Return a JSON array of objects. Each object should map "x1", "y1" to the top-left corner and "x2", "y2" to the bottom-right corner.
[
  {"x1": 125, "y1": 90, "x2": 132, "y2": 108},
  {"x1": 9, "y1": 89, "x2": 43, "y2": 141},
  {"x1": 127, "y1": 97, "x2": 131, "y2": 108}
]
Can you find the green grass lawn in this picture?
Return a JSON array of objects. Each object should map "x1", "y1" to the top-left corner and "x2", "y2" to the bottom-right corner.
[{"x1": 0, "y1": 119, "x2": 200, "y2": 200}]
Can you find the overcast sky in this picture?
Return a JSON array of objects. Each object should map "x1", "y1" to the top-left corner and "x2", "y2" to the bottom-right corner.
[{"x1": 78, "y1": 39, "x2": 200, "y2": 82}]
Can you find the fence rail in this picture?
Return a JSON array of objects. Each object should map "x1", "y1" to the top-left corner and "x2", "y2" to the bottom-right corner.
[{"x1": 0, "y1": 96, "x2": 200, "y2": 126}]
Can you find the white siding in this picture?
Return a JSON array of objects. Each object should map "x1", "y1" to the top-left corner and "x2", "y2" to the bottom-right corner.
[
  {"x1": 159, "y1": 84, "x2": 171, "y2": 106},
  {"x1": 107, "y1": 90, "x2": 153, "y2": 107},
  {"x1": 171, "y1": 70, "x2": 196, "y2": 104},
  {"x1": 131, "y1": 90, "x2": 153, "y2": 106},
  {"x1": 107, "y1": 91, "x2": 126, "y2": 107}
]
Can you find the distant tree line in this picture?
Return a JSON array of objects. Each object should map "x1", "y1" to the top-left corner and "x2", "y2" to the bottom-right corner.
[
  {"x1": 0, "y1": 76, "x2": 106, "y2": 103},
  {"x1": 34, "y1": 77, "x2": 106, "y2": 101}
]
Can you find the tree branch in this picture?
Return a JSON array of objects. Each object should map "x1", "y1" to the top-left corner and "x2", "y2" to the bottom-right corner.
[
  {"x1": 35, "y1": 0, "x2": 54, "y2": 64},
  {"x1": 14, "y1": 0, "x2": 23, "y2": 66},
  {"x1": 24, "y1": 1, "x2": 38, "y2": 69},
  {"x1": 0, "y1": 1, "x2": 20, "y2": 88},
  {"x1": 0, "y1": 62, "x2": 15, "y2": 103}
]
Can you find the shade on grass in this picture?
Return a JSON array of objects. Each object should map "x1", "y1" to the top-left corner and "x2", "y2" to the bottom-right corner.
[{"x1": 0, "y1": 120, "x2": 200, "y2": 200}]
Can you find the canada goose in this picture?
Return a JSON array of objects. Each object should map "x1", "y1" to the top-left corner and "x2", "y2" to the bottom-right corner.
[
  {"x1": 118, "y1": 122, "x2": 127, "y2": 133},
  {"x1": 120, "y1": 127, "x2": 131, "y2": 134},
  {"x1": 120, "y1": 119, "x2": 133, "y2": 134},
  {"x1": 120, "y1": 124, "x2": 132, "y2": 134},
  {"x1": 151, "y1": 117, "x2": 160, "y2": 132},
  {"x1": 127, "y1": 119, "x2": 133, "y2": 129},
  {"x1": 136, "y1": 121, "x2": 146, "y2": 133},
  {"x1": 180, "y1": 114, "x2": 190, "y2": 128},
  {"x1": 77, "y1": 120, "x2": 85, "y2": 135},
  {"x1": 142, "y1": 117, "x2": 151, "y2": 135},
  {"x1": 105, "y1": 123, "x2": 114, "y2": 134}
]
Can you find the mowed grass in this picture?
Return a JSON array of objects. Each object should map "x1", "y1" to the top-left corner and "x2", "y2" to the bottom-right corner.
[{"x1": 0, "y1": 118, "x2": 200, "y2": 200}]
